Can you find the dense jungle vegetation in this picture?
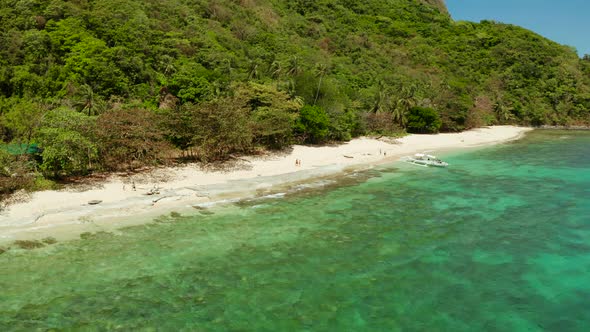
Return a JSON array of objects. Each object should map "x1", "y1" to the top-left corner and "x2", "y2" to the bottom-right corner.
[{"x1": 1, "y1": 0, "x2": 590, "y2": 197}]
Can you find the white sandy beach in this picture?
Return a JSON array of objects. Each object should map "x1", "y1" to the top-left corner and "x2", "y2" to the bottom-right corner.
[{"x1": 0, "y1": 126, "x2": 532, "y2": 243}]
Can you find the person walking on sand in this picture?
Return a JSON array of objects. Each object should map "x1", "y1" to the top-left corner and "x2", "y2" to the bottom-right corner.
[{"x1": 132, "y1": 181, "x2": 136, "y2": 191}]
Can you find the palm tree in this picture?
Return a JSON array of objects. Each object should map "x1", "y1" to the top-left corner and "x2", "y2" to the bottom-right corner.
[
  {"x1": 222, "y1": 58, "x2": 233, "y2": 81},
  {"x1": 371, "y1": 81, "x2": 390, "y2": 113},
  {"x1": 286, "y1": 56, "x2": 302, "y2": 97},
  {"x1": 313, "y1": 63, "x2": 329, "y2": 105},
  {"x1": 293, "y1": 95, "x2": 304, "y2": 108},
  {"x1": 76, "y1": 84, "x2": 106, "y2": 116},
  {"x1": 248, "y1": 60, "x2": 260, "y2": 80},
  {"x1": 269, "y1": 60, "x2": 283, "y2": 89},
  {"x1": 160, "y1": 55, "x2": 176, "y2": 77},
  {"x1": 286, "y1": 56, "x2": 301, "y2": 77},
  {"x1": 494, "y1": 102, "x2": 514, "y2": 123},
  {"x1": 392, "y1": 83, "x2": 418, "y2": 127},
  {"x1": 392, "y1": 98, "x2": 411, "y2": 127}
]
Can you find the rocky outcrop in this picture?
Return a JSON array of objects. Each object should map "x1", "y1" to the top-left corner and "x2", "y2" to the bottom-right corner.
[{"x1": 419, "y1": 0, "x2": 448, "y2": 14}]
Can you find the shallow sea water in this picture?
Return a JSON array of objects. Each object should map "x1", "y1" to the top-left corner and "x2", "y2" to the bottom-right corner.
[{"x1": 1, "y1": 130, "x2": 590, "y2": 331}]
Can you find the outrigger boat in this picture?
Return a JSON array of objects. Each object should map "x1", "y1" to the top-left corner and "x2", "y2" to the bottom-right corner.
[{"x1": 403, "y1": 153, "x2": 448, "y2": 167}]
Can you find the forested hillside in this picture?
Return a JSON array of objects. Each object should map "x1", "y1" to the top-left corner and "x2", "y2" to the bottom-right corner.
[{"x1": 1, "y1": 0, "x2": 590, "y2": 195}]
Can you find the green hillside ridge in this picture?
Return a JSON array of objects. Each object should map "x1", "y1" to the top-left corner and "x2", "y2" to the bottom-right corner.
[{"x1": 0, "y1": 0, "x2": 589, "y2": 196}]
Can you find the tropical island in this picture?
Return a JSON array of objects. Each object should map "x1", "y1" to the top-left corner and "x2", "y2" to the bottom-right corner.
[
  {"x1": 0, "y1": 0, "x2": 588, "y2": 238},
  {"x1": 3, "y1": 2, "x2": 590, "y2": 331}
]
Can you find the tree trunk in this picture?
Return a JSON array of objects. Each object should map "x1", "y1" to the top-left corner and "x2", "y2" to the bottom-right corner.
[{"x1": 314, "y1": 75, "x2": 323, "y2": 105}]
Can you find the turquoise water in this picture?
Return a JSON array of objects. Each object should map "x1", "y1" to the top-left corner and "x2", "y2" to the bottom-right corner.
[{"x1": 1, "y1": 130, "x2": 590, "y2": 331}]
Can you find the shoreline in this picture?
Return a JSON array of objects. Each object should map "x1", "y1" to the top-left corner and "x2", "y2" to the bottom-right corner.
[
  {"x1": 536, "y1": 125, "x2": 590, "y2": 130},
  {"x1": 0, "y1": 126, "x2": 532, "y2": 245}
]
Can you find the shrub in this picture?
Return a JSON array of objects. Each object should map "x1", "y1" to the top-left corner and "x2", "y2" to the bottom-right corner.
[
  {"x1": 361, "y1": 112, "x2": 400, "y2": 135},
  {"x1": 95, "y1": 108, "x2": 171, "y2": 170},
  {"x1": 169, "y1": 63, "x2": 214, "y2": 103},
  {"x1": 0, "y1": 150, "x2": 35, "y2": 201},
  {"x1": 32, "y1": 176, "x2": 57, "y2": 191},
  {"x1": 250, "y1": 107, "x2": 296, "y2": 149},
  {"x1": 237, "y1": 83, "x2": 301, "y2": 150},
  {"x1": 406, "y1": 106, "x2": 442, "y2": 134},
  {"x1": 0, "y1": 148, "x2": 12, "y2": 177},
  {"x1": 36, "y1": 108, "x2": 97, "y2": 176},
  {"x1": 192, "y1": 97, "x2": 253, "y2": 161},
  {"x1": 294, "y1": 105, "x2": 330, "y2": 144}
]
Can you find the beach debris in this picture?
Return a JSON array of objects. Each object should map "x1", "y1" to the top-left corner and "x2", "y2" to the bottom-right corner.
[
  {"x1": 145, "y1": 185, "x2": 160, "y2": 196},
  {"x1": 152, "y1": 196, "x2": 171, "y2": 204},
  {"x1": 33, "y1": 213, "x2": 45, "y2": 223},
  {"x1": 343, "y1": 155, "x2": 354, "y2": 158},
  {"x1": 88, "y1": 200, "x2": 102, "y2": 205}
]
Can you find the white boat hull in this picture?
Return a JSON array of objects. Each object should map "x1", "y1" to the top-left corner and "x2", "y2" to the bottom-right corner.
[{"x1": 403, "y1": 154, "x2": 449, "y2": 167}]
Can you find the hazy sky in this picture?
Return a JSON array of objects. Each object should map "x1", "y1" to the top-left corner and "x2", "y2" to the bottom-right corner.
[{"x1": 446, "y1": 0, "x2": 589, "y2": 56}]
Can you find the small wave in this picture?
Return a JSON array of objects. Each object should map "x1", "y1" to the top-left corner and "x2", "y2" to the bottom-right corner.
[
  {"x1": 293, "y1": 179, "x2": 336, "y2": 190},
  {"x1": 243, "y1": 192, "x2": 287, "y2": 204},
  {"x1": 192, "y1": 198, "x2": 240, "y2": 208},
  {"x1": 260, "y1": 192, "x2": 286, "y2": 199}
]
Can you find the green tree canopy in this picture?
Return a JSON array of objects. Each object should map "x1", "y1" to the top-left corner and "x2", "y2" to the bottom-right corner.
[
  {"x1": 406, "y1": 106, "x2": 442, "y2": 134},
  {"x1": 35, "y1": 108, "x2": 97, "y2": 176},
  {"x1": 295, "y1": 105, "x2": 330, "y2": 144}
]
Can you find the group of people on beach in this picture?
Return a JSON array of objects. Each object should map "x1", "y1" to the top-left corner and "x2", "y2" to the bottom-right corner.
[{"x1": 295, "y1": 159, "x2": 302, "y2": 166}]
